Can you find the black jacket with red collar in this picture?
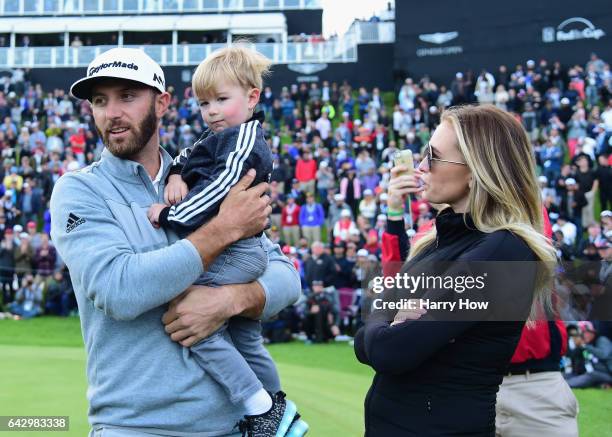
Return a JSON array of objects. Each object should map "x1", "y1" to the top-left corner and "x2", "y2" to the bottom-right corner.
[{"x1": 355, "y1": 208, "x2": 537, "y2": 436}]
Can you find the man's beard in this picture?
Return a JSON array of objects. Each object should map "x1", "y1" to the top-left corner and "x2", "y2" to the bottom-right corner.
[{"x1": 97, "y1": 102, "x2": 158, "y2": 159}]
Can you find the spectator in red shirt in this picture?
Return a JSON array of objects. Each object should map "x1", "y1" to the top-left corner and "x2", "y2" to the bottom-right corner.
[
  {"x1": 281, "y1": 195, "x2": 301, "y2": 246},
  {"x1": 295, "y1": 150, "x2": 317, "y2": 194},
  {"x1": 68, "y1": 127, "x2": 86, "y2": 164}
]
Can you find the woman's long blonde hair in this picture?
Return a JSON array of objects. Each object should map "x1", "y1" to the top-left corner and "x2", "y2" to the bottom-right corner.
[{"x1": 409, "y1": 104, "x2": 557, "y2": 321}]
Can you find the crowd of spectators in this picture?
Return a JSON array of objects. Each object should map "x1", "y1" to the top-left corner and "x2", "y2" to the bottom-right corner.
[{"x1": 0, "y1": 53, "x2": 610, "y2": 385}]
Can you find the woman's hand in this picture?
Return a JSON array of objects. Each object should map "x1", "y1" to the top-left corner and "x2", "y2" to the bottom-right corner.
[
  {"x1": 391, "y1": 299, "x2": 427, "y2": 326},
  {"x1": 387, "y1": 165, "x2": 424, "y2": 211}
]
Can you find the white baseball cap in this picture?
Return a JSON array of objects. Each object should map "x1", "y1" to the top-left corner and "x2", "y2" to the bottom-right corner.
[{"x1": 70, "y1": 48, "x2": 165, "y2": 101}]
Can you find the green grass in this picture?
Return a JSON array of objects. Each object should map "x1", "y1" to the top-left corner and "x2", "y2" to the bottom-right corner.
[{"x1": 0, "y1": 317, "x2": 610, "y2": 436}]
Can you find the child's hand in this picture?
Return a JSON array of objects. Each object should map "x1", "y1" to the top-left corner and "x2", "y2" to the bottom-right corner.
[
  {"x1": 147, "y1": 203, "x2": 166, "y2": 229},
  {"x1": 165, "y1": 174, "x2": 189, "y2": 206}
]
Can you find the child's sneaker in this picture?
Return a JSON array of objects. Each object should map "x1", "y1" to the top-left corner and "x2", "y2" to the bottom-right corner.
[
  {"x1": 285, "y1": 414, "x2": 309, "y2": 436},
  {"x1": 238, "y1": 391, "x2": 297, "y2": 437}
]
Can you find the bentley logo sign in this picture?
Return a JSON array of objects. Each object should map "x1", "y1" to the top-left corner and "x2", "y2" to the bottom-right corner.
[
  {"x1": 418, "y1": 31, "x2": 459, "y2": 45},
  {"x1": 543, "y1": 17, "x2": 605, "y2": 43},
  {"x1": 288, "y1": 63, "x2": 328, "y2": 74}
]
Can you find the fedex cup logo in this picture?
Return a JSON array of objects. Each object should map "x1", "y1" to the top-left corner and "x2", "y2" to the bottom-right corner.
[{"x1": 543, "y1": 17, "x2": 605, "y2": 43}]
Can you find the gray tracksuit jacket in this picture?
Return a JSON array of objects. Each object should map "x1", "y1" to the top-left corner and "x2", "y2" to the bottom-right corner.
[{"x1": 50, "y1": 147, "x2": 300, "y2": 436}]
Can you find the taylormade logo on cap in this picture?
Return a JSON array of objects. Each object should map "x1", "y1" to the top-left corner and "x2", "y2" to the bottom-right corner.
[
  {"x1": 89, "y1": 61, "x2": 139, "y2": 77},
  {"x1": 70, "y1": 47, "x2": 165, "y2": 101}
]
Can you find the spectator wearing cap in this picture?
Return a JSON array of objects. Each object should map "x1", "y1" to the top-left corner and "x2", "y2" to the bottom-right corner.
[
  {"x1": 8, "y1": 273, "x2": 43, "y2": 319},
  {"x1": 281, "y1": 194, "x2": 301, "y2": 246},
  {"x1": 11, "y1": 224, "x2": 23, "y2": 245},
  {"x1": 342, "y1": 225, "x2": 359, "y2": 247},
  {"x1": 374, "y1": 214, "x2": 387, "y2": 240},
  {"x1": 0, "y1": 229, "x2": 16, "y2": 305},
  {"x1": 295, "y1": 150, "x2": 317, "y2": 195},
  {"x1": 299, "y1": 192, "x2": 324, "y2": 245},
  {"x1": 451, "y1": 72, "x2": 468, "y2": 105},
  {"x1": 359, "y1": 189, "x2": 377, "y2": 225},
  {"x1": 559, "y1": 178, "x2": 587, "y2": 246},
  {"x1": 565, "y1": 322, "x2": 612, "y2": 388},
  {"x1": 304, "y1": 242, "x2": 336, "y2": 288},
  {"x1": 14, "y1": 231, "x2": 33, "y2": 285},
  {"x1": 327, "y1": 193, "x2": 352, "y2": 233},
  {"x1": 304, "y1": 279, "x2": 340, "y2": 343},
  {"x1": 404, "y1": 129, "x2": 422, "y2": 156},
  {"x1": 573, "y1": 154, "x2": 598, "y2": 228},
  {"x1": 352, "y1": 248, "x2": 371, "y2": 284},
  {"x1": 602, "y1": 211, "x2": 612, "y2": 234},
  {"x1": 333, "y1": 209, "x2": 357, "y2": 245},
  {"x1": 537, "y1": 175, "x2": 556, "y2": 202}
]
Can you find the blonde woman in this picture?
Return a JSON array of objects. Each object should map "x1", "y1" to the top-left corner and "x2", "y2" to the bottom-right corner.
[{"x1": 355, "y1": 105, "x2": 557, "y2": 436}]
